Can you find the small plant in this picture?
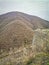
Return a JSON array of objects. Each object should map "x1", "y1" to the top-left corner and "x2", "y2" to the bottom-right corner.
[{"x1": 47, "y1": 62, "x2": 49, "y2": 65}]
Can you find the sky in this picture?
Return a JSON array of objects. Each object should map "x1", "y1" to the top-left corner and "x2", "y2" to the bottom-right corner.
[{"x1": 0, "y1": 0, "x2": 49, "y2": 21}]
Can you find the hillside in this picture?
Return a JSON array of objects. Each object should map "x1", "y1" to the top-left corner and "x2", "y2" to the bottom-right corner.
[
  {"x1": 0, "y1": 11, "x2": 49, "y2": 65},
  {"x1": 0, "y1": 11, "x2": 49, "y2": 31}
]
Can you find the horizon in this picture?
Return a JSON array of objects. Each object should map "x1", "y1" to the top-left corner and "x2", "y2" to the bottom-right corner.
[
  {"x1": 0, "y1": 0, "x2": 49, "y2": 21},
  {"x1": 0, "y1": 11, "x2": 49, "y2": 21}
]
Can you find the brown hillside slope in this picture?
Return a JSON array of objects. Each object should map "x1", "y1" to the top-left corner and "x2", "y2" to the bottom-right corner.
[
  {"x1": 0, "y1": 20, "x2": 33, "y2": 51},
  {"x1": 0, "y1": 11, "x2": 49, "y2": 31},
  {"x1": 0, "y1": 12, "x2": 49, "y2": 65},
  {"x1": 0, "y1": 11, "x2": 49, "y2": 51}
]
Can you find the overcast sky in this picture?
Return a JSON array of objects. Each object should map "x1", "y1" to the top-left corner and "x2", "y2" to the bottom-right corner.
[{"x1": 0, "y1": 0, "x2": 49, "y2": 21}]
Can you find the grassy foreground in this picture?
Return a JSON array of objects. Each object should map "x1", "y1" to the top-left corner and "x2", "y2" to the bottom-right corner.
[{"x1": 0, "y1": 29, "x2": 49, "y2": 65}]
